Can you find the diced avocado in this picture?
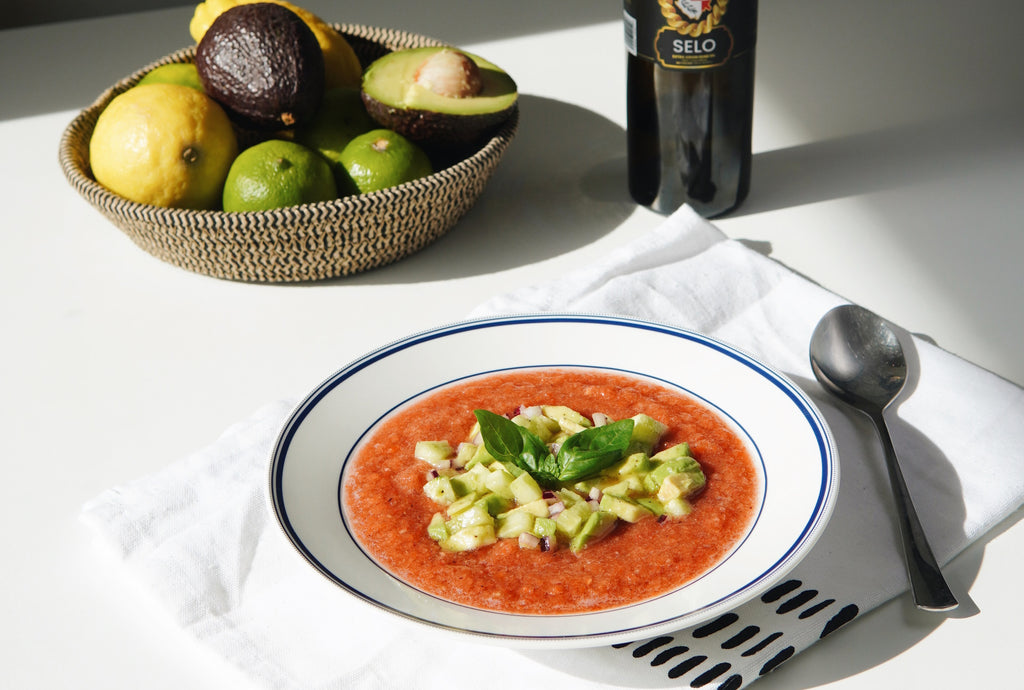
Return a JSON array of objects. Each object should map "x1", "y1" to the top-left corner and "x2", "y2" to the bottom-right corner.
[
  {"x1": 570, "y1": 510, "x2": 618, "y2": 553},
  {"x1": 663, "y1": 496, "x2": 693, "y2": 517},
  {"x1": 483, "y1": 466, "x2": 516, "y2": 499},
  {"x1": 423, "y1": 475, "x2": 457, "y2": 504},
  {"x1": 629, "y1": 414, "x2": 667, "y2": 453},
  {"x1": 446, "y1": 503, "x2": 493, "y2": 533},
  {"x1": 443, "y1": 523, "x2": 497, "y2": 552},
  {"x1": 496, "y1": 509, "x2": 534, "y2": 539},
  {"x1": 616, "y1": 451, "x2": 654, "y2": 476},
  {"x1": 602, "y1": 474, "x2": 644, "y2": 498},
  {"x1": 643, "y1": 456, "x2": 704, "y2": 494},
  {"x1": 427, "y1": 513, "x2": 449, "y2": 541},
  {"x1": 510, "y1": 471, "x2": 544, "y2": 504},
  {"x1": 414, "y1": 440, "x2": 453, "y2": 467},
  {"x1": 541, "y1": 405, "x2": 592, "y2": 434},
  {"x1": 657, "y1": 470, "x2": 705, "y2": 502},
  {"x1": 533, "y1": 516, "x2": 557, "y2": 538},
  {"x1": 599, "y1": 493, "x2": 653, "y2": 523},
  {"x1": 652, "y1": 442, "x2": 691, "y2": 462},
  {"x1": 476, "y1": 493, "x2": 513, "y2": 517},
  {"x1": 554, "y1": 501, "x2": 592, "y2": 537},
  {"x1": 635, "y1": 497, "x2": 664, "y2": 517}
]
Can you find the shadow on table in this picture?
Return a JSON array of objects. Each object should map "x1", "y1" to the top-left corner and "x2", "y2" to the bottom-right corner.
[{"x1": 340, "y1": 93, "x2": 634, "y2": 284}]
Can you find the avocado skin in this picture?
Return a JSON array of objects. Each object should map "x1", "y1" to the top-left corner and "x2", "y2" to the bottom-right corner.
[
  {"x1": 362, "y1": 95, "x2": 514, "y2": 146},
  {"x1": 360, "y1": 47, "x2": 517, "y2": 146},
  {"x1": 195, "y1": 3, "x2": 324, "y2": 131}
]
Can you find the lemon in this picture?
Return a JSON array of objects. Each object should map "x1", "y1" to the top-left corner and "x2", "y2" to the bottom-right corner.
[
  {"x1": 222, "y1": 139, "x2": 337, "y2": 211},
  {"x1": 136, "y1": 63, "x2": 204, "y2": 91},
  {"x1": 339, "y1": 129, "x2": 433, "y2": 194},
  {"x1": 89, "y1": 83, "x2": 238, "y2": 209},
  {"x1": 189, "y1": 0, "x2": 362, "y2": 89},
  {"x1": 295, "y1": 87, "x2": 375, "y2": 188}
]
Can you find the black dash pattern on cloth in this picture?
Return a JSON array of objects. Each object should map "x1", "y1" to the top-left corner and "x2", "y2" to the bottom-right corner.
[{"x1": 614, "y1": 579, "x2": 861, "y2": 688}]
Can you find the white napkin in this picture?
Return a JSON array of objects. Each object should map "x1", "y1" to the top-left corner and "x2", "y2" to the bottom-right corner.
[{"x1": 82, "y1": 205, "x2": 1024, "y2": 690}]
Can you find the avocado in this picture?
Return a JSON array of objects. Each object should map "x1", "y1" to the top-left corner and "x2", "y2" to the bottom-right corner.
[
  {"x1": 195, "y1": 2, "x2": 324, "y2": 130},
  {"x1": 360, "y1": 46, "x2": 517, "y2": 146}
]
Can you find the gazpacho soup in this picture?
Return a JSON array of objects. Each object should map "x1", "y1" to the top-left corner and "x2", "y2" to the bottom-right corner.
[{"x1": 343, "y1": 368, "x2": 760, "y2": 614}]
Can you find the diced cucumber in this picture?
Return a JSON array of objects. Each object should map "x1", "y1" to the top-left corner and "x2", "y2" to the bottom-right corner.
[
  {"x1": 427, "y1": 513, "x2": 449, "y2": 541},
  {"x1": 510, "y1": 471, "x2": 544, "y2": 504},
  {"x1": 570, "y1": 510, "x2": 618, "y2": 553},
  {"x1": 496, "y1": 510, "x2": 534, "y2": 539},
  {"x1": 453, "y1": 442, "x2": 478, "y2": 469},
  {"x1": 445, "y1": 491, "x2": 479, "y2": 516},
  {"x1": 629, "y1": 414, "x2": 667, "y2": 453},
  {"x1": 512, "y1": 413, "x2": 561, "y2": 442},
  {"x1": 465, "y1": 442, "x2": 495, "y2": 469},
  {"x1": 542, "y1": 405, "x2": 592, "y2": 434},
  {"x1": 476, "y1": 493, "x2": 513, "y2": 517},
  {"x1": 443, "y1": 524, "x2": 497, "y2": 552},
  {"x1": 599, "y1": 493, "x2": 653, "y2": 523},
  {"x1": 556, "y1": 488, "x2": 583, "y2": 506},
  {"x1": 414, "y1": 440, "x2": 453, "y2": 467},
  {"x1": 499, "y1": 460, "x2": 524, "y2": 478},
  {"x1": 555, "y1": 501, "x2": 592, "y2": 538},
  {"x1": 446, "y1": 503, "x2": 493, "y2": 533},
  {"x1": 483, "y1": 466, "x2": 516, "y2": 499},
  {"x1": 516, "y1": 498, "x2": 551, "y2": 517},
  {"x1": 423, "y1": 475, "x2": 457, "y2": 505},
  {"x1": 533, "y1": 516, "x2": 557, "y2": 538}
]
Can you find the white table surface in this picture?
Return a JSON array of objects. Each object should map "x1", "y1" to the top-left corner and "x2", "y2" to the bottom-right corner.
[{"x1": 3, "y1": 1, "x2": 1023, "y2": 688}]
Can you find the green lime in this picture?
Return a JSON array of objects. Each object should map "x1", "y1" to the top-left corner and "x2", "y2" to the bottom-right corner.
[
  {"x1": 222, "y1": 139, "x2": 337, "y2": 212},
  {"x1": 339, "y1": 128, "x2": 433, "y2": 194},
  {"x1": 295, "y1": 87, "x2": 376, "y2": 189},
  {"x1": 137, "y1": 63, "x2": 204, "y2": 91}
]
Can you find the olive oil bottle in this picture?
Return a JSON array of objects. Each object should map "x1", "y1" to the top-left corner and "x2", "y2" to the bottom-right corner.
[{"x1": 624, "y1": 0, "x2": 758, "y2": 217}]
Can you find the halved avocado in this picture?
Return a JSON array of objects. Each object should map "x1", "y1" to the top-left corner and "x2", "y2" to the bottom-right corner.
[{"x1": 361, "y1": 46, "x2": 517, "y2": 146}]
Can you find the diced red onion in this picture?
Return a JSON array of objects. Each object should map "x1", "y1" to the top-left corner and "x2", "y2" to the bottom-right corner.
[
  {"x1": 592, "y1": 412, "x2": 611, "y2": 427},
  {"x1": 588, "y1": 499, "x2": 601, "y2": 511},
  {"x1": 542, "y1": 490, "x2": 557, "y2": 500},
  {"x1": 540, "y1": 536, "x2": 553, "y2": 552},
  {"x1": 589, "y1": 487, "x2": 602, "y2": 501},
  {"x1": 426, "y1": 469, "x2": 440, "y2": 480},
  {"x1": 548, "y1": 501, "x2": 565, "y2": 517}
]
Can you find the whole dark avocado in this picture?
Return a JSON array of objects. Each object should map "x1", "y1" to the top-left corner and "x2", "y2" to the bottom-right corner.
[
  {"x1": 361, "y1": 46, "x2": 517, "y2": 146},
  {"x1": 195, "y1": 2, "x2": 324, "y2": 131}
]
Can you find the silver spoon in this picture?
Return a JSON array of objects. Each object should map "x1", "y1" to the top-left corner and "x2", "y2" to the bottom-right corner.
[{"x1": 809, "y1": 304, "x2": 958, "y2": 611}]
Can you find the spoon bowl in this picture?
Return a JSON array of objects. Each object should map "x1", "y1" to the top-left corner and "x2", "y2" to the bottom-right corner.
[{"x1": 810, "y1": 304, "x2": 958, "y2": 612}]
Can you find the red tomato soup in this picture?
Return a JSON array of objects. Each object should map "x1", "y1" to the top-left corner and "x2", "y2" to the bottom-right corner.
[{"x1": 344, "y1": 368, "x2": 759, "y2": 614}]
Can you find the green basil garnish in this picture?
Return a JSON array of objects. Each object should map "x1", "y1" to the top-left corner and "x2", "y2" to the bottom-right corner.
[{"x1": 473, "y1": 409, "x2": 634, "y2": 488}]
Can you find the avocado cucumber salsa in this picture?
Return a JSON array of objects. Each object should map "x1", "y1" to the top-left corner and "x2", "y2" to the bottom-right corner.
[{"x1": 418, "y1": 404, "x2": 706, "y2": 554}]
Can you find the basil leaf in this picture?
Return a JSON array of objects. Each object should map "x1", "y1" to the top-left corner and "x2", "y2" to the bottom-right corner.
[
  {"x1": 473, "y1": 410, "x2": 559, "y2": 487},
  {"x1": 556, "y1": 418, "x2": 635, "y2": 483}
]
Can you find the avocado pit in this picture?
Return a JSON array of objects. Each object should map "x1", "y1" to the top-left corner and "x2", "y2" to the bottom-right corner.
[{"x1": 361, "y1": 46, "x2": 517, "y2": 146}]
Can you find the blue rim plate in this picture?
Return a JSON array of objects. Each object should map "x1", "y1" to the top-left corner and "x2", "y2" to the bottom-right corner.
[{"x1": 268, "y1": 314, "x2": 839, "y2": 648}]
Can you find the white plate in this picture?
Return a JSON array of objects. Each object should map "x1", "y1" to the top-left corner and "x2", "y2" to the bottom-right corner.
[{"x1": 268, "y1": 314, "x2": 838, "y2": 648}]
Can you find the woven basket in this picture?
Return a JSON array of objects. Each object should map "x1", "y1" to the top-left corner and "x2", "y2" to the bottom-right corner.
[{"x1": 58, "y1": 24, "x2": 518, "y2": 282}]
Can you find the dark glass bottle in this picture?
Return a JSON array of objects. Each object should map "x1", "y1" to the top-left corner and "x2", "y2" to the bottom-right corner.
[{"x1": 624, "y1": 0, "x2": 758, "y2": 218}]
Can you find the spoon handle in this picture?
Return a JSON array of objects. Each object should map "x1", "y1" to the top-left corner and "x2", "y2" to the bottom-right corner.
[{"x1": 871, "y1": 410, "x2": 959, "y2": 611}]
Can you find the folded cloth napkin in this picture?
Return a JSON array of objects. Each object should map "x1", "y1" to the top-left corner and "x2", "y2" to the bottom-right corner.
[{"x1": 82, "y1": 205, "x2": 1024, "y2": 690}]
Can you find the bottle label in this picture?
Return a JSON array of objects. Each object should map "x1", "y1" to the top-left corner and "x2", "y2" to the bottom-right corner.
[{"x1": 624, "y1": 0, "x2": 757, "y2": 70}]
